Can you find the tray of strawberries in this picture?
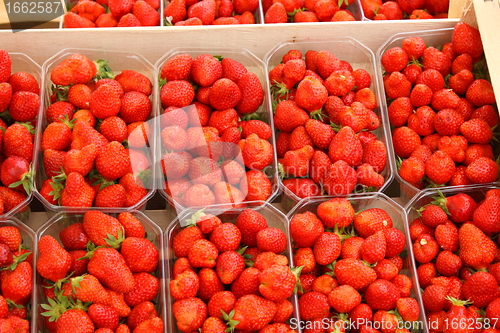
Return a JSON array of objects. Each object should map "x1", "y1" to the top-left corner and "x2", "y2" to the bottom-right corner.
[
  {"x1": 155, "y1": 48, "x2": 280, "y2": 214},
  {"x1": 0, "y1": 218, "x2": 36, "y2": 332},
  {"x1": 33, "y1": 49, "x2": 157, "y2": 213},
  {"x1": 377, "y1": 23, "x2": 499, "y2": 202},
  {"x1": 34, "y1": 210, "x2": 164, "y2": 333},
  {"x1": 288, "y1": 193, "x2": 424, "y2": 333},
  {"x1": 265, "y1": 37, "x2": 393, "y2": 211},
  {"x1": 0, "y1": 49, "x2": 41, "y2": 221},
  {"x1": 406, "y1": 185, "x2": 500, "y2": 333},
  {"x1": 165, "y1": 202, "x2": 300, "y2": 333}
]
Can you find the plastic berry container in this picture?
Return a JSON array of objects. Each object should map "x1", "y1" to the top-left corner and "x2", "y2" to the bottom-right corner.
[
  {"x1": 376, "y1": 28, "x2": 500, "y2": 204},
  {"x1": 164, "y1": 201, "x2": 300, "y2": 333},
  {"x1": 264, "y1": 37, "x2": 394, "y2": 212},
  {"x1": 154, "y1": 48, "x2": 280, "y2": 217},
  {"x1": 33, "y1": 48, "x2": 158, "y2": 216},
  {"x1": 287, "y1": 192, "x2": 426, "y2": 332},
  {"x1": 33, "y1": 210, "x2": 165, "y2": 333}
]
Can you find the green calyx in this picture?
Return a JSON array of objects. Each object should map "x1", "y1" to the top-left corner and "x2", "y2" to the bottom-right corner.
[
  {"x1": 3, "y1": 249, "x2": 31, "y2": 272},
  {"x1": 240, "y1": 112, "x2": 260, "y2": 121},
  {"x1": 51, "y1": 84, "x2": 71, "y2": 102},
  {"x1": 9, "y1": 164, "x2": 34, "y2": 195},
  {"x1": 77, "y1": 241, "x2": 99, "y2": 261},
  {"x1": 292, "y1": 266, "x2": 304, "y2": 294},
  {"x1": 430, "y1": 190, "x2": 450, "y2": 215},
  {"x1": 445, "y1": 296, "x2": 472, "y2": 307},
  {"x1": 105, "y1": 227, "x2": 125, "y2": 249},
  {"x1": 94, "y1": 59, "x2": 115, "y2": 80},
  {"x1": 310, "y1": 109, "x2": 326, "y2": 122},
  {"x1": 185, "y1": 209, "x2": 206, "y2": 227},
  {"x1": 40, "y1": 295, "x2": 71, "y2": 322},
  {"x1": 222, "y1": 310, "x2": 239, "y2": 333}
]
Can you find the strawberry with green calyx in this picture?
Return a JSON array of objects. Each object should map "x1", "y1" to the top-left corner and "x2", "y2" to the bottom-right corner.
[
  {"x1": 93, "y1": 59, "x2": 115, "y2": 81},
  {"x1": 83, "y1": 210, "x2": 125, "y2": 248},
  {"x1": 40, "y1": 294, "x2": 73, "y2": 324},
  {"x1": 1, "y1": 156, "x2": 33, "y2": 195},
  {"x1": 444, "y1": 297, "x2": 472, "y2": 333},
  {"x1": 431, "y1": 191, "x2": 477, "y2": 223}
]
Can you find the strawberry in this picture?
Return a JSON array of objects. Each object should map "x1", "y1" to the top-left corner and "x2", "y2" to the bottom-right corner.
[
  {"x1": 63, "y1": 274, "x2": 112, "y2": 306},
  {"x1": 3, "y1": 123, "x2": 33, "y2": 162},
  {"x1": 425, "y1": 150, "x2": 456, "y2": 185},
  {"x1": 274, "y1": 100, "x2": 309, "y2": 132},
  {"x1": 0, "y1": 82, "x2": 12, "y2": 113},
  {"x1": 462, "y1": 271, "x2": 500, "y2": 308},
  {"x1": 236, "y1": 72, "x2": 264, "y2": 114},
  {"x1": 334, "y1": 258, "x2": 377, "y2": 291},
  {"x1": 37, "y1": 235, "x2": 72, "y2": 282},
  {"x1": 315, "y1": 0, "x2": 339, "y2": 21},
  {"x1": 59, "y1": 222, "x2": 89, "y2": 251},
  {"x1": 87, "y1": 304, "x2": 119, "y2": 330},
  {"x1": 119, "y1": 91, "x2": 151, "y2": 124},
  {"x1": 95, "y1": 141, "x2": 131, "y2": 180},
  {"x1": 264, "y1": 3, "x2": 288, "y2": 23},
  {"x1": 282, "y1": 178, "x2": 321, "y2": 199},
  {"x1": 173, "y1": 297, "x2": 207, "y2": 332},
  {"x1": 60, "y1": 172, "x2": 95, "y2": 207},
  {"x1": 173, "y1": 227, "x2": 204, "y2": 257},
  {"x1": 328, "y1": 126, "x2": 362, "y2": 166},
  {"x1": 282, "y1": 145, "x2": 314, "y2": 177},
  {"x1": 184, "y1": 184, "x2": 216, "y2": 207},
  {"x1": 242, "y1": 169, "x2": 272, "y2": 201},
  {"x1": 133, "y1": 0, "x2": 160, "y2": 26},
  {"x1": 51, "y1": 54, "x2": 96, "y2": 86},
  {"x1": 328, "y1": 285, "x2": 361, "y2": 314},
  {"x1": 0, "y1": 50, "x2": 11, "y2": 83},
  {"x1": 160, "y1": 80, "x2": 195, "y2": 108},
  {"x1": 459, "y1": 222, "x2": 496, "y2": 270},
  {"x1": 365, "y1": 279, "x2": 401, "y2": 311},
  {"x1": 381, "y1": 47, "x2": 408, "y2": 73},
  {"x1": 290, "y1": 211, "x2": 324, "y2": 248},
  {"x1": 486, "y1": 299, "x2": 500, "y2": 328},
  {"x1": 384, "y1": 71, "x2": 411, "y2": 100},
  {"x1": 452, "y1": 22, "x2": 484, "y2": 61},
  {"x1": 0, "y1": 187, "x2": 27, "y2": 213},
  {"x1": 188, "y1": 0, "x2": 216, "y2": 24},
  {"x1": 435, "y1": 223, "x2": 459, "y2": 253},
  {"x1": 466, "y1": 157, "x2": 499, "y2": 184},
  {"x1": 115, "y1": 70, "x2": 152, "y2": 96},
  {"x1": 201, "y1": 317, "x2": 226, "y2": 332},
  {"x1": 174, "y1": 17, "x2": 204, "y2": 25},
  {"x1": 229, "y1": 294, "x2": 277, "y2": 331},
  {"x1": 313, "y1": 232, "x2": 341, "y2": 265},
  {"x1": 191, "y1": 54, "x2": 222, "y2": 87},
  {"x1": 257, "y1": 228, "x2": 287, "y2": 254},
  {"x1": 198, "y1": 267, "x2": 224, "y2": 301},
  {"x1": 231, "y1": 266, "x2": 260, "y2": 298},
  {"x1": 354, "y1": 208, "x2": 392, "y2": 239},
  {"x1": 55, "y1": 309, "x2": 94, "y2": 333},
  {"x1": 208, "y1": 291, "x2": 236, "y2": 318},
  {"x1": 82, "y1": 210, "x2": 124, "y2": 248},
  {"x1": 95, "y1": 13, "x2": 118, "y2": 27},
  {"x1": 9, "y1": 91, "x2": 39, "y2": 122},
  {"x1": 64, "y1": 12, "x2": 96, "y2": 27},
  {"x1": 188, "y1": 239, "x2": 218, "y2": 268},
  {"x1": 357, "y1": 163, "x2": 384, "y2": 188},
  {"x1": 1, "y1": 261, "x2": 32, "y2": 305},
  {"x1": 392, "y1": 127, "x2": 421, "y2": 159},
  {"x1": 88, "y1": 247, "x2": 135, "y2": 293},
  {"x1": 472, "y1": 196, "x2": 500, "y2": 234},
  {"x1": 323, "y1": 160, "x2": 357, "y2": 196},
  {"x1": 123, "y1": 272, "x2": 159, "y2": 307},
  {"x1": 124, "y1": 301, "x2": 156, "y2": 331},
  {"x1": 466, "y1": 79, "x2": 496, "y2": 107},
  {"x1": 298, "y1": 291, "x2": 330, "y2": 320}
]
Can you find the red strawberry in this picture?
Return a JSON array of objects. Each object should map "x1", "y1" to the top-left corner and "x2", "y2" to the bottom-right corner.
[
  {"x1": 236, "y1": 72, "x2": 264, "y2": 114},
  {"x1": 229, "y1": 295, "x2": 277, "y2": 331},
  {"x1": 298, "y1": 291, "x2": 330, "y2": 320},
  {"x1": 465, "y1": 157, "x2": 499, "y2": 184},
  {"x1": 459, "y1": 222, "x2": 496, "y2": 270},
  {"x1": 323, "y1": 160, "x2": 357, "y2": 196},
  {"x1": 314, "y1": 232, "x2": 341, "y2": 265},
  {"x1": 334, "y1": 258, "x2": 377, "y2": 291},
  {"x1": 452, "y1": 22, "x2": 484, "y2": 61},
  {"x1": 36, "y1": 235, "x2": 72, "y2": 282},
  {"x1": 132, "y1": 0, "x2": 160, "y2": 26},
  {"x1": 264, "y1": 3, "x2": 288, "y2": 23},
  {"x1": 466, "y1": 79, "x2": 496, "y2": 107},
  {"x1": 172, "y1": 297, "x2": 207, "y2": 332},
  {"x1": 381, "y1": 47, "x2": 408, "y2": 73},
  {"x1": 60, "y1": 172, "x2": 95, "y2": 207}
]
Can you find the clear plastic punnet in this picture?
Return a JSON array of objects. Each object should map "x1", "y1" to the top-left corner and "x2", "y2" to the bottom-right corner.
[
  {"x1": 0, "y1": 52, "x2": 42, "y2": 222},
  {"x1": 164, "y1": 201, "x2": 301, "y2": 333},
  {"x1": 33, "y1": 48, "x2": 157, "y2": 216},
  {"x1": 33, "y1": 210, "x2": 165, "y2": 333},
  {"x1": 155, "y1": 48, "x2": 280, "y2": 218},
  {"x1": 376, "y1": 28, "x2": 500, "y2": 204},
  {"x1": 265, "y1": 37, "x2": 394, "y2": 212},
  {"x1": 0, "y1": 216, "x2": 37, "y2": 333},
  {"x1": 287, "y1": 192, "x2": 427, "y2": 333},
  {"x1": 405, "y1": 184, "x2": 500, "y2": 333}
]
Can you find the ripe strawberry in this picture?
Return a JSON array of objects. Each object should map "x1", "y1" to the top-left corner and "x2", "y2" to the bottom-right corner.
[
  {"x1": 256, "y1": 227, "x2": 287, "y2": 254},
  {"x1": 313, "y1": 232, "x2": 341, "y2": 265},
  {"x1": 259, "y1": 265, "x2": 297, "y2": 301},
  {"x1": 466, "y1": 79, "x2": 496, "y2": 107},
  {"x1": 120, "y1": 237, "x2": 158, "y2": 273},
  {"x1": 413, "y1": 233, "x2": 439, "y2": 264},
  {"x1": 8, "y1": 91, "x2": 39, "y2": 122},
  {"x1": 119, "y1": 91, "x2": 151, "y2": 124},
  {"x1": 55, "y1": 309, "x2": 94, "y2": 333},
  {"x1": 357, "y1": 163, "x2": 384, "y2": 188},
  {"x1": 328, "y1": 285, "x2": 361, "y2": 314},
  {"x1": 273, "y1": 100, "x2": 309, "y2": 132},
  {"x1": 392, "y1": 126, "x2": 421, "y2": 159},
  {"x1": 173, "y1": 297, "x2": 207, "y2": 332},
  {"x1": 209, "y1": 223, "x2": 241, "y2": 252},
  {"x1": 323, "y1": 160, "x2": 357, "y2": 195},
  {"x1": 290, "y1": 211, "x2": 324, "y2": 248},
  {"x1": 466, "y1": 157, "x2": 499, "y2": 184},
  {"x1": 59, "y1": 222, "x2": 89, "y2": 251},
  {"x1": 264, "y1": 3, "x2": 288, "y2": 23},
  {"x1": 462, "y1": 271, "x2": 500, "y2": 308},
  {"x1": 231, "y1": 266, "x2": 260, "y2": 299},
  {"x1": 384, "y1": 71, "x2": 412, "y2": 100},
  {"x1": 133, "y1": 0, "x2": 160, "y2": 26},
  {"x1": 123, "y1": 272, "x2": 159, "y2": 307},
  {"x1": 1, "y1": 261, "x2": 32, "y2": 305},
  {"x1": 298, "y1": 291, "x2": 330, "y2": 320},
  {"x1": 452, "y1": 22, "x2": 484, "y2": 61},
  {"x1": 435, "y1": 222, "x2": 459, "y2": 252},
  {"x1": 365, "y1": 279, "x2": 401, "y2": 311},
  {"x1": 115, "y1": 70, "x2": 152, "y2": 96},
  {"x1": 236, "y1": 72, "x2": 264, "y2": 114},
  {"x1": 425, "y1": 150, "x2": 456, "y2": 185},
  {"x1": 242, "y1": 169, "x2": 273, "y2": 202},
  {"x1": 37, "y1": 235, "x2": 72, "y2": 282},
  {"x1": 448, "y1": 69, "x2": 474, "y2": 96},
  {"x1": 229, "y1": 294, "x2": 277, "y2": 331},
  {"x1": 398, "y1": 157, "x2": 425, "y2": 184},
  {"x1": 95, "y1": 141, "x2": 131, "y2": 181},
  {"x1": 95, "y1": 13, "x2": 118, "y2": 27},
  {"x1": 87, "y1": 247, "x2": 135, "y2": 293},
  {"x1": 334, "y1": 258, "x2": 377, "y2": 291},
  {"x1": 354, "y1": 208, "x2": 392, "y2": 239},
  {"x1": 328, "y1": 126, "x2": 362, "y2": 166},
  {"x1": 459, "y1": 222, "x2": 496, "y2": 270},
  {"x1": 381, "y1": 47, "x2": 408, "y2": 73},
  {"x1": 3, "y1": 123, "x2": 33, "y2": 162}
]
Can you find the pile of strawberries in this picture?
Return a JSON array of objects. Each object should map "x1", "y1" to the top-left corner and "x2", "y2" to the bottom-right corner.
[
  {"x1": 169, "y1": 208, "x2": 299, "y2": 332},
  {"x1": 361, "y1": 0, "x2": 448, "y2": 20},
  {"x1": 0, "y1": 225, "x2": 33, "y2": 331},
  {"x1": 0, "y1": 49, "x2": 40, "y2": 215},
  {"x1": 382, "y1": 23, "x2": 499, "y2": 190},
  {"x1": 291, "y1": 198, "x2": 421, "y2": 333},
  {"x1": 39, "y1": 53, "x2": 152, "y2": 209},
  {"x1": 37, "y1": 211, "x2": 162, "y2": 333},
  {"x1": 411, "y1": 188, "x2": 500, "y2": 331},
  {"x1": 269, "y1": 48, "x2": 388, "y2": 199},
  {"x1": 159, "y1": 53, "x2": 273, "y2": 208},
  {"x1": 164, "y1": 0, "x2": 258, "y2": 26},
  {"x1": 64, "y1": 0, "x2": 160, "y2": 27},
  {"x1": 264, "y1": 0, "x2": 357, "y2": 23}
]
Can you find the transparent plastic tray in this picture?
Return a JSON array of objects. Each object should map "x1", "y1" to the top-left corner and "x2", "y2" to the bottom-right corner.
[
  {"x1": 33, "y1": 210, "x2": 165, "y2": 333},
  {"x1": 33, "y1": 48, "x2": 158, "y2": 216},
  {"x1": 376, "y1": 28, "x2": 500, "y2": 204},
  {"x1": 287, "y1": 192, "x2": 426, "y2": 333},
  {"x1": 0, "y1": 52, "x2": 42, "y2": 222},
  {"x1": 264, "y1": 37, "x2": 394, "y2": 212},
  {"x1": 405, "y1": 184, "x2": 500, "y2": 333},
  {"x1": 154, "y1": 47, "x2": 280, "y2": 217},
  {"x1": 164, "y1": 201, "x2": 300, "y2": 333}
]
